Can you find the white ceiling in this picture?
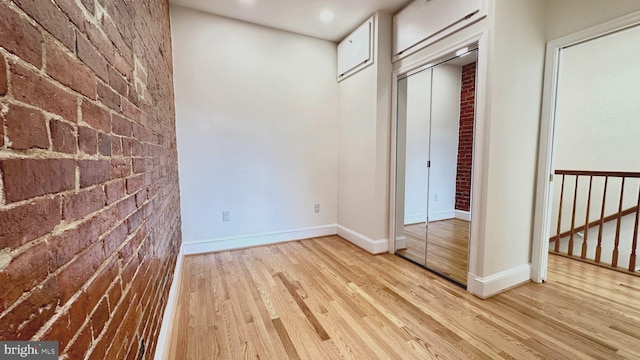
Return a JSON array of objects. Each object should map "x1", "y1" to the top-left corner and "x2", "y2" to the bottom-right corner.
[{"x1": 169, "y1": 0, "x2": 413, "y2": 42}]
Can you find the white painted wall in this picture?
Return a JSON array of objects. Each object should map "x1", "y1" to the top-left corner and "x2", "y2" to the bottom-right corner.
[
  {"x1": 551, "y1": 25, "x2": 640, "y2": 234},
  {"x1": 402, "y1": 70, "x2": 431, "y2": 224},
  {"x1": 338, "y1": 12, "x2": 393, "y2": 249},
  {"x1": 545, "y1": 0, "x2": 640, "y2": 40},
  {"x1": 428, "y1": 64, "x2": 462, "y2": 219},
  {"x1": 400, "y1": 65, "x2": 461, "y2": 224},
  {"x1": 171, "y1": 6, "x2": 339, "y2": 244}
]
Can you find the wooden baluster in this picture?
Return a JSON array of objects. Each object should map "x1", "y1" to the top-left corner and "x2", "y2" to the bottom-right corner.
[
  {"x1": 629, "y1": 184, "x2": 640, "y2": 272},
  {"x1": 568, "y1": 175, "x2": 579, "y2": 256},
  {"x1": 555, "y1": 174, "x2": 566, "y2": 253},
  {"x1": 581, "y1": 176, "x2": 593, "y2": 259},
  {"x1": 596, "y1": 176, "x2": 608, "y2": 263},
  {"x1": 612, "y1": 177, "x2": 626, "y2": 268}
]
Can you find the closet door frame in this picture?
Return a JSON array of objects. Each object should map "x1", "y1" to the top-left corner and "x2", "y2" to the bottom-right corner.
[{"x1": 389, "y1": 30, "x2": 488, "y2": 290}]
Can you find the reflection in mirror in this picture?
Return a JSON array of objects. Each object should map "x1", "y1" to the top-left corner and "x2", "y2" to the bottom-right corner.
[{"x1": 394, "y1": 49, "x2": 477, "y2": 286}]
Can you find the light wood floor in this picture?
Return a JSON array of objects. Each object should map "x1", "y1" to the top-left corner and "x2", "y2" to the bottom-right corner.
[
  {"x1": 168, "y1": 236, "x2": 640, "y2": 359},
  {"x1": 397, "y1": 219, "x2": 469, "y2": 285}
]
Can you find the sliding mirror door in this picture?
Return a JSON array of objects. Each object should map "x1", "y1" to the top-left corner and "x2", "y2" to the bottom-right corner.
[{"x1": 394, "y1": 49, "x2": 477, "y2": 286}]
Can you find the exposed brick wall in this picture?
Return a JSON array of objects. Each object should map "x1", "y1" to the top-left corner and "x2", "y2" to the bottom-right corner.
[
  {"x1": 455, "y1": 62, "x2": 476, "y2": 212},
  {"x1": 0, "y1": 0, "x2": 181, "y2": 359}
]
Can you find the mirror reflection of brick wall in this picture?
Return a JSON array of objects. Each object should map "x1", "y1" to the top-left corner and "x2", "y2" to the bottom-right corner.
[{"x1": 455, "y1": 62, "x2": 476, "y2": 212}]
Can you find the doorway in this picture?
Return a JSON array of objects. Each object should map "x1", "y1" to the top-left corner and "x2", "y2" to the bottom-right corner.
[
  {"x1": 393, "y1": 48, "x2": 478, "y2": 287},
  {"x1": 533, "y1": 15, "x2": 640, "y2": 281}
]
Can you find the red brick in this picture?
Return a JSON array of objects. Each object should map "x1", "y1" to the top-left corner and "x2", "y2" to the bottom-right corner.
[
  {"x1": 110, "y1": 158, "x2": 130, "y2": 180},
  {"x1": 81, "y1": 100, "x2": 110, "y2": 132},
  {"x1": 101, "y1": 15, "x2": 132, "y2": 63},
  {"x1": 40, "y1": 312, "x2": 73, "y2": 351},
  {"x1": 13, "y1": 0, "x2": 75, "y2": 50},
  {"x1": 77, "y1": 33, "x2": 108, "y2": 82},
  {"x1": 105, "y1": 180, "x2": 125, "y2": 205},
  {"x1": 91, "y1": 297, "x2": 110, "y2": 336},
  {"x1": 97, "y1": 81, "x2": 121, "y2": 112},
  {"x1": 50, "y1": 119, "x2": 77, "y2": 154},
  {"x1": 49, "y1": 218, "x2": 98, "y2": 269},
  {"x1": 3, "y1": 104, "x2": 49, "y2": 150},
  {"x1": 80, "y1": 0, "x2": 94, "y2": 13},
  {"x1": 98, "y1": 132, "x2": 111, "y2": 156},
  {"x1": 85, "y1": 22, "x2": 116, "y2": 65},
  {"x1": 57, "y1": 242, "x2": 105, "y2": 304},
  {"x1": 87, "y1": 334, "x2": 108, "y2": 360},
  {"x1": 78, "y1": 126, "x2": 98, "y2": 154},
  {"x1": 0, "y1": 52, "x2": 7, "y2": 96},
  {"x1": 66, "y1": 324, "x2": 92, "y2": 360},
  {"x1": 455, "y1": 62, "x2": 476, "y2": 212},
  {"x1": 0, "y1": 242, "x2": 52, "y2": 313},
  {"x1": 11, "y1": 62, "x2": 77, "y2": 122},
  {"x1": 111, "y1": 135, "x2": 123, "y2": 155},
  {"x1": 111, "y1": 114, "x2": 132, "y2": 137},
  {"x1": 109, "y1": 66, "x2": 128, "y2": 96},
  {"x1": 132, "y1": 158, "x2": 146, "y2": 174},
  {"x1": 103, "y1": 222, "x2": 128, "y2": 257},
  {"x1": 0, "y1": 2, "x2": 43, "y2": 68},
  {"x1": 0, "y1": 277, "x2": 60, "y2": 340},
  {"x1": 86, "y1": 258, "x2": 118, "y2": 309},
  {"x1": 63, "y1": 187, "x2": 105, "y2": 221},
  {"x1": 79, "y1": 160, "x2": 110, "y2": 188},
  {"x1": 54, "y1": 0, "x2": 86, "y2": 31},
  {"x1": 114, "y1": 51, "x2": 133, "y2": 81},
  {"x1": 66, "y1": 293, "x2": 89, "y2": 345},
  {"x1": 0, "y1": 196, "x2": 61, "y2": 250},
  {"x1": 1, "y1": 159, "x2": 75, "y2": 203},
  {"x1": 45, "y1": 40, "x2": 96, "y2": 99}
]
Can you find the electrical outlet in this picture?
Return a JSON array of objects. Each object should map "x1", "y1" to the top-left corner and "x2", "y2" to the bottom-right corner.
[
  {"x1": 314, "y1": 204, "x2": 320, "y2": 213},
  {"x1": 222, "y1": 211, "x2": 230, "y2": 222}
]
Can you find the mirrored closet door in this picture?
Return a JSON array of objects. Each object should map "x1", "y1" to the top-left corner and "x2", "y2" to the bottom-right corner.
[{"x1": 394, "y1": 49, "x2": 477, "y2": 287}]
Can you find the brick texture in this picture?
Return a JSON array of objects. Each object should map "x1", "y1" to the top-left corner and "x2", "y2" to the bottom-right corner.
[
  {"x1": 455, "y1": 62, "x2": 476, "y2": 212},
  {"x1": 0, "y1": 1, "x2": 181, "y2": 359}
]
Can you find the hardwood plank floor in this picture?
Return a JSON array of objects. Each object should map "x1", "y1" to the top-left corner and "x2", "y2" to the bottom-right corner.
[
  {"x1": 168, "y1": 236, "x2": 640, "y2": 359},
  {"x1": 397, "y1": 219, "x2": 469, "y2": 284}
]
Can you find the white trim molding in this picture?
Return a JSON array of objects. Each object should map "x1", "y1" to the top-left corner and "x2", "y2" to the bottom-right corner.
[
  {"x1": 467, "y1": 263, "x2": 531, "y2": 299},
  {"x1": 404, "y1": 213, "x2": 427, "y2": 225},
  {"x1": 182, "y1": 225, "x2": 338, "y2": 255},
  {"x1": 337, "y1": 225, "x2": 388, "y2": 254},
  {"x1": 154, "y1": 247, "x2": 185, "y2": 360},
  {"x1": 455, "y1": 210, "x2": 471, "y2": 221}
]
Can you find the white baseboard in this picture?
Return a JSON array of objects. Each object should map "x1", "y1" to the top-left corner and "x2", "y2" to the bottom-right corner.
[
  {"x1": 429, "y1": 211, "x2": 455, "y2": 222},
  {"x1": 455, "y1": 210, "x2": 471, "y2": 221},
  {"x1": 395, "y1": 236, "x2": 407, "y2": 250},
  {"x1": 154, "y1": 246, "x2": 184, "y2": 360},
  {"x1": 467, "y1": 263, "x2": 531, "y2": 299},
  {"x1": 337, "y1": 225, "x2": 388, "y2": 254},
  {"x1": 404, "y1": 214, "x2": 426, "y2": 225},
  {"x1": 182, "y1": 225, "x2": 338, "y2": 255}
]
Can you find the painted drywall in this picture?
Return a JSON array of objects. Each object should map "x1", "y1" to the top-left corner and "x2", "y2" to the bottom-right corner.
[
  {"x1": 428, "y1": 64, "x2": 462, "y2": 219},
  {"x1": 545, "y1": 0, "x2": 640, "y2": 40},
  {"x1": 400, "y1": 65, "x2": 462, "y2": 224},
  {"x1": 551, "y1": 25, "x2": 640, "y2": 238},
  {"x1": 402, "y1": 70, "x2": 431, "y2": 224},
  {"x1": 338, "y1": 12, "x2": 393, "y2": 246},
  {"x1": 171, "y1": 6, "x2": 339, "y2": 244},
  {"x1": 480, "y1": 0, "x2": 546, "y2": 276}
]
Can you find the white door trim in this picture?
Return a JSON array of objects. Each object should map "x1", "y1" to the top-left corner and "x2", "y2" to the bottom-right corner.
[{"x1": 531, "y1": 10, "x2": 640, "y2": 283}]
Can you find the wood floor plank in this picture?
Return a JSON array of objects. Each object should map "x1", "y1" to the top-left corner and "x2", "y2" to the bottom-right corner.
[{"x1": 170, "y1": 237, "x2": 640, "y2": 359}]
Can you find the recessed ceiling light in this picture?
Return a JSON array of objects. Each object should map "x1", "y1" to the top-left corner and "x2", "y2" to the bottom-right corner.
[
  {"x1": 319, "y1": 10, "x2": 334, "y2": 23},
  {"x1": 455, "y1": 47, "x2": 469, "y2": 57}
]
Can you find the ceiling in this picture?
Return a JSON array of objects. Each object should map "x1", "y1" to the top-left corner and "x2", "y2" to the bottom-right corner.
[{"x1": 169, "y1": 0, "x2": 413, "y2": 42}]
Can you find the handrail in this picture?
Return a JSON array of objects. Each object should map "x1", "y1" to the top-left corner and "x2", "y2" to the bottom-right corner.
[
  {"x1": 550, "y1": 169, "x2": 640, "y2": 274},
  {"x1": 550, "y1": 206, "x2": 638, "y2": 241},
  {"x1": 555, "y1": 170, "x2": 640, "y2": 178}
]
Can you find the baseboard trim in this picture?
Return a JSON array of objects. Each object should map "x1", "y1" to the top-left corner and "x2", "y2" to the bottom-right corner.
[
  {"x1": 455, "y1": 210, "x2": 471, "y2": 221},
  {"x1": 428, "y1": 211, "x2": 455, "y2": 222},
  {"x1": 467, "y1": 263, "x2": 531, "y2": 299},
  {"x1": 182, "y1": 225, "x2": 338, "y2": 255},
  {"x1": 154, "y1": 246, "x2": 184, "y2": 360},
  {"x1": 337, "y1": 225, "x2": 388, "y2": 254},
  {"x1": 395, "y1": 236, "x2": 407, "y2": 250},
  {"x1": 404, "y1": 214, "x2": 426, "y2": 225}
]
